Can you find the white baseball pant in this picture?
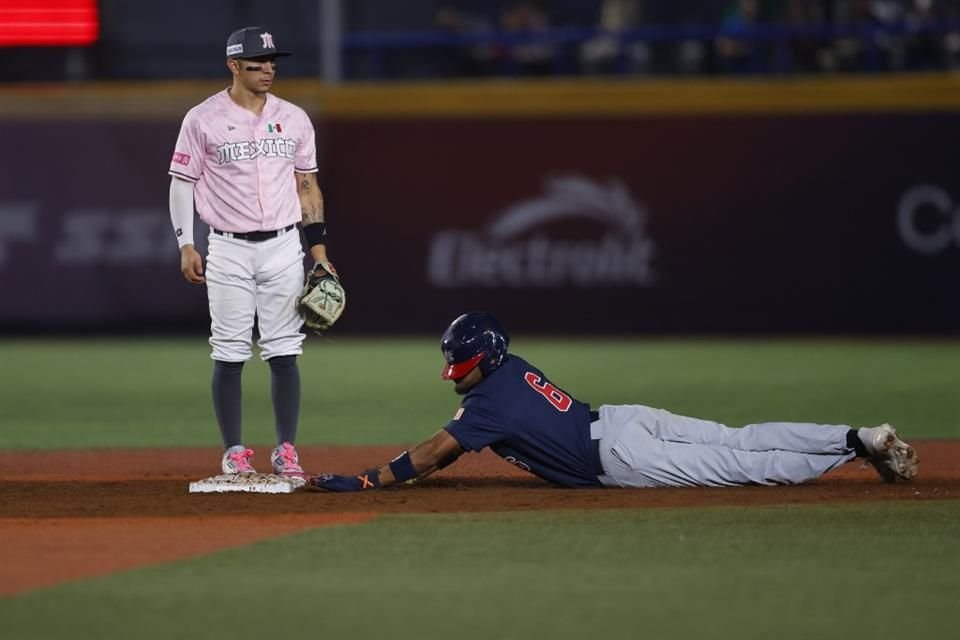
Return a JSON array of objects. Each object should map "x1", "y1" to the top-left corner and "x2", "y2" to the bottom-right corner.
[{"x1": 205, "y1": 228, "x2": 305, "y2": 362}]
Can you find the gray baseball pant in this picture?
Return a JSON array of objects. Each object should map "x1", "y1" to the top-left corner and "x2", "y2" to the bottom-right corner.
[{"x1": 592, "y1": 404, "x2": 858, "y2": 487}]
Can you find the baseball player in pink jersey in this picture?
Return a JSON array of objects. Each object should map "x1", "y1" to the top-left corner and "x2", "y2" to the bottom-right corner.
[{"x1": 168, "y1": 27, "x2": 333, "y2": 477}]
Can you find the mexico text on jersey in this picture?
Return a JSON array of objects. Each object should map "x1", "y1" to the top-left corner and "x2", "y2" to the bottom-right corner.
[{"x1": 168, "y1": 90, "x2": 318, "y2": 233}]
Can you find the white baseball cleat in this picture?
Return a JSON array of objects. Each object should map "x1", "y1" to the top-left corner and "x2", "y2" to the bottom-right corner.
[
  {"x1": 221, "y1": 445, "x2": 257, "y2": 474},
  {"x1": 858, "y1": 424, "x2": 918, "y2": 482},
  {"x1": 271, "y1": 441, "x2": 305, "y2": 476}
]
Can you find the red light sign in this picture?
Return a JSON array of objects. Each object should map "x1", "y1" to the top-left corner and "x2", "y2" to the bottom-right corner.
[{"x1": 0, "y1": 0, "x2": 99, "y2": 46}]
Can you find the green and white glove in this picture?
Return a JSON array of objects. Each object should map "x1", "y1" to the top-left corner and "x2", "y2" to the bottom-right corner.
[{"x1": 296, "y1": 261, "x2": 345, "y2": 333}]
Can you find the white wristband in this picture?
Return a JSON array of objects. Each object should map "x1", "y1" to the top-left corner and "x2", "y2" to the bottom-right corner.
[{"x1": 169, "y1": 177, "x2": 195, "y2": 248}]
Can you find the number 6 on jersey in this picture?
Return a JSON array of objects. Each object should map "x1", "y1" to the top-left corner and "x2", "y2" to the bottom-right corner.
[{"x1": 524, "y1": 372, "x2": 572, "y2": 411}]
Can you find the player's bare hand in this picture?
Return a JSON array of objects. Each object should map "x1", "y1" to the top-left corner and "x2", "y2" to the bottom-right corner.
[{"x1": 180, "y1": 245, "x2": 205, "y2": 284}]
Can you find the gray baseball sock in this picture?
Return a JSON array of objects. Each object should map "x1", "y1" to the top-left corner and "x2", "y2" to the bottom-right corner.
[
  {"x1": 212, "y1": 360, "x2": 244, "y2": 448},
  {"x1": 268, "y1": 355, "x2": 300, "y2": 445}
]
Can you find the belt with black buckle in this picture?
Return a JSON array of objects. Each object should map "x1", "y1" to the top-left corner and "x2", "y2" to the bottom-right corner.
[{"x1": 212, "y1": 223, "x2": 296, "y2": 242}]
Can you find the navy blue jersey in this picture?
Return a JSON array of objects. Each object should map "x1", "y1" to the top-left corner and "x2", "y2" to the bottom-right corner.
[{"x1": 444, "y1": 355, "x2": 602, "y2": 488}]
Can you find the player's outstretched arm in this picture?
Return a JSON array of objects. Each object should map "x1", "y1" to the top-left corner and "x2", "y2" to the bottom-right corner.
[
  {"x1": 308, "y1": 430, "x2": 464, "y2": 492},
  {"x1": 383, "y1": 429, "x2": 464, "y2": 486}
]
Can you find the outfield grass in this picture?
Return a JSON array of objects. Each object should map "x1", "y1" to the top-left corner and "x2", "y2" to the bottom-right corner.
[
  {"x1": 0, "y1": 337, "x2": 958, "y2": 448},
  {"x1": 2, "y1": 502, "x2": 957, "y2": 640}
]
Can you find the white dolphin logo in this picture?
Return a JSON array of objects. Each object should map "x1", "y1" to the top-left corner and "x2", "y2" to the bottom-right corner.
[{"x1": 487, "y1": 176, "x2": 646, "y2": 239}]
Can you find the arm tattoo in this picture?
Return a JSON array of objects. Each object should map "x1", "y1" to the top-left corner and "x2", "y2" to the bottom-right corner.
[
  {"x1": 297, "y1": 174, "x2": 324, "y2": 224},
  {"x1": 301, "y1": 195, "x2": 324, "y2": 224},
  {"x1": 302, "y1": 205, "x2": 323, "y2": 224}
]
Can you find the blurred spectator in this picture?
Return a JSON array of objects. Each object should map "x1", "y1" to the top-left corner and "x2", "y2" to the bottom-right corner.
[
  {"x1": 829, "y1": 0, "x2": 906, "y2": 71},
  {"x1": 434, "y1": 3, "x2": 497, "y2": 76},
  {"x1": 904, "y1": 0, "x2": 941, "y2": 68},
  {"x1": 781, "y1": 0, "x2": 829, "y2": 72},
  {"x1": 579, "y1": 0, "x2": 651, "y2": 74},
  {"x1": 934, "y1": 0, "x2": 960, "y2": 69},
  {"x1": 498, "y1": 0, "x2": 555, "y2": 75},
  {"x1": 871, "y1": 0, "x2": 909, "y2": 69},
  {"x1": 903, "y1": 0, "x2": 960, "y2": 69},
  {"x1": 643, "y1": 1, "x2": 726, "y2": 74},
  {"x1": 714, "y1": 0, "x2": 765, "y2": 73}
]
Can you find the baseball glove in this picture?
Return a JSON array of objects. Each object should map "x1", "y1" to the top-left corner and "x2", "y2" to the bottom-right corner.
[{"x1": 296, "y1": 261, "x2": 345, "y2": 332}]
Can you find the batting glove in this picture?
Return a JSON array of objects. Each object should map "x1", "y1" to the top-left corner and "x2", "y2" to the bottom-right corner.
[{"x1": 308, "y1": 470, "x2": 381, "y2": 492}]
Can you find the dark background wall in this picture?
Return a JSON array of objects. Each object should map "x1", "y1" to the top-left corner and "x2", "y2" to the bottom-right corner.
[{"x1": 1, "y1": 93, "x2": 957, "y2": 334}]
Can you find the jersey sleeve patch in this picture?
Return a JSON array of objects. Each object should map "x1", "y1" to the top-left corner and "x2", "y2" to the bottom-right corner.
[
  {"x1": 172, "y1": 151, "x2": 191, "y2": 166},
  {"x1": 452, "y1": 407, "x2": 464, "y2": 421}
]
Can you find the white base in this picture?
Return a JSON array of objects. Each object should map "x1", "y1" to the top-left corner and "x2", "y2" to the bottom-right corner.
[{"x1": 188, "y1": 473, "x2": 306, "y2": 494}]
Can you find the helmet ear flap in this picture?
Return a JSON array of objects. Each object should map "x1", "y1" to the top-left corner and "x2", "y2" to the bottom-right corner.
[
  {"x1": 477, "y1": 333, "x2": 494, "y2": 376},
  {"x1": 477, "y1": 329, "x2": 509, "y2": 376}
]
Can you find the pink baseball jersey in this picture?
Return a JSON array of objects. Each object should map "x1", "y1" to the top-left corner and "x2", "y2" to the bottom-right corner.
[{"x1": 169, "y1": 90, "x2": 317, "y2": 233}]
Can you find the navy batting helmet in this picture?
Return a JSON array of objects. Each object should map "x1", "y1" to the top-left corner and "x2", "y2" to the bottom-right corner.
[{"x1": 440, "y1": 312, "x2": 510, "y2": 380}]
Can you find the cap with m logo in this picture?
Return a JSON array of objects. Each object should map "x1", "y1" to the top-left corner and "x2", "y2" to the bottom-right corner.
[{"x1": 225, "y1": 26, "x2": 292, "y2": 59}]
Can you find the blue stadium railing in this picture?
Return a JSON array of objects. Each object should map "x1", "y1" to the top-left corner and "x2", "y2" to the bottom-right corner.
[{"x1": 341, "y1": 20, "x2": 960, "y2": 77}]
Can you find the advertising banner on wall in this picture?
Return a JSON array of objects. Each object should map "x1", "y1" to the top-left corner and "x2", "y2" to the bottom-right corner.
[
  {"x1": 321, "y1": 114, "x2": 960, "y2": 334},
  {"x1": 1, "y1": 113, "x2": 958, "y2": 334},
  {"x1": 0, "y1": 120, "x2": 209, "y2": 331}
]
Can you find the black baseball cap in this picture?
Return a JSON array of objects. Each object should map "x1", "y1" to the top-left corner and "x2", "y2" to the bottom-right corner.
[{"x1": 225, "y1": 26, "x2": 292, "y2": 59}]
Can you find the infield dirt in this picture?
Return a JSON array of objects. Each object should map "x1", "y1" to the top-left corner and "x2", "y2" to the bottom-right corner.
[{"x1": 2, "y1": 442, "x2": 958, "y2": 596}]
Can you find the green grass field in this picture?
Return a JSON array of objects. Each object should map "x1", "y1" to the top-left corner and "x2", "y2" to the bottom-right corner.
[
  {"x1": 1, "y1": 337, "x2": 959, "y2": 448},
  {"x1": 1, "y1": 337, "x2": 958, "y2": 639},
  {"x1": 3, "y1": 504, "x2": 959, "y2": 639}
]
